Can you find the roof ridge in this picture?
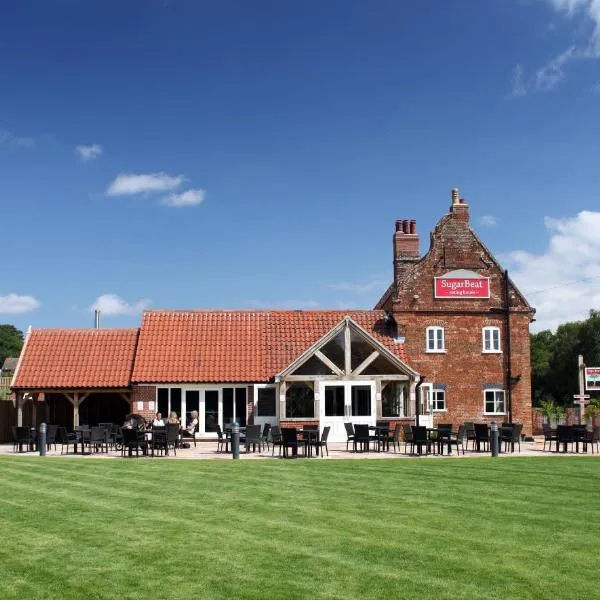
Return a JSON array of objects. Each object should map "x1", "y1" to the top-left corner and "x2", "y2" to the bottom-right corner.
[{"x1": 143, "y1": 308, "x2": 385, "y2": 315}]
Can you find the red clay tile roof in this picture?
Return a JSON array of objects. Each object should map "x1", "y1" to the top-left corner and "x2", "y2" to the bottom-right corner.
[
  {"x1": 132, "y1": 310, "x2": 408, "y2": 383},
  {"x1": 12, "y1": 329, "x2": 139, "y2": 389}
]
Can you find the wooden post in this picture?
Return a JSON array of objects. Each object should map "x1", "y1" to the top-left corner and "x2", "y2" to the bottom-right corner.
[
  {"x1": 344, "y1": 322, "x2": 352, "y2": 376},
  {"x1": 73, "y1": 392, "x2": 80, "y2": 428},
  {"x1": 375, "y1": 380, "x2": 382, "y2": 419},
  {"x1": 31, "y1": 394, "x2": 37, "y2": 427},
  {"x1": 17, "y1": 392, "x2": 23, "y2": 427},
  {"x1": 578, "y1": 355, "x2": 586, "y2": 425},
  {"x1": 278, "y1": 381, "x2": 287, "y2": 421}
]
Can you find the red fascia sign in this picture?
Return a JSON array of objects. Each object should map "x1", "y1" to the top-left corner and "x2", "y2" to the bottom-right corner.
[
  {"x1": 585, "y1": 367, "x2": 600, "y2": 391},
  {"x1": 434, "y1": 277, "x2": 490, "y2": 299}
]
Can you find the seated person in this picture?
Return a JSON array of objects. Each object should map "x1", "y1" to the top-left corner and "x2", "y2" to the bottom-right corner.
[
  {"x1": 184, "y1": 410, "x2": 199, "y2": 436},
  {"x1": 167, "y1": 411, "x2": 179, "y2": 424},
  {"x1": 152, "y1": 412, "x2": 165, "y2": 427}
]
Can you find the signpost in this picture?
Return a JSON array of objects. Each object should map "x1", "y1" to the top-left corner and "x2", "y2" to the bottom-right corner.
[{"x1": 576, "y1": 355, "x2": 587, "y2": 424}]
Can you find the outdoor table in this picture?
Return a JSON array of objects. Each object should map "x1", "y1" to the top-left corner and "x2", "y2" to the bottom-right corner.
[
  {"x1": 427, "y1": 428, "x2": 454, "y2": 455},
  {"x1": 369, "y1": 426, "x2": 390, "y2": 452},
  {"x1": 73, "y1": 429, "x2": 91, "y2": 455},
  {"x1": 572, "y1": 426, "x2": 587, "y2": 453},
  {"x1": 299, "y1": 429, "x2": 319, "y2": 457}
]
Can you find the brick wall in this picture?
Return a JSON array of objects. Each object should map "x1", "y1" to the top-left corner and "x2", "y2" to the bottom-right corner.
[
  {"x1": 381, "y1": 194, "x2": 535, "y2": 435},
  {"x1": 131, "y1": 385, "x2": 156, "y2": 422}
]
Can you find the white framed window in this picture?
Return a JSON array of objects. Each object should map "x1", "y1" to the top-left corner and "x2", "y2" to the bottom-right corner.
[
  {"x1": 254, "y1": 384, "x2": 277, "y2": 417},
  {"x1": 431, "y1": 388, "x2": 446, "y2": 412},
  {"x1": 482, "y1": 326, "x2": 501, "y2": 353},
  {"x1": 426, "y1": 326, "x2": 445, "y2": 352},
  {"x1": 484, "y1": 389, "x2": 506, "y2": 414}
]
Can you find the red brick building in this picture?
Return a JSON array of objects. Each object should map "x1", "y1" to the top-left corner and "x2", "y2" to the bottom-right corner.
[
  {"x1": 11, "y1": 189, "x2": 534, "y2": 439},
  {"x1": 376, "y1": 189, "x2": 534, "y2": 433}
]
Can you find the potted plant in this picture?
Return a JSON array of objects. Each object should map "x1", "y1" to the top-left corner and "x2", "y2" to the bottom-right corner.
[
  {"x1": 539, "y1": 397, "x2": 561, "y2": 428},
  {"x1": 584, "y1": 399, "x2": 600, "y2": 429}
]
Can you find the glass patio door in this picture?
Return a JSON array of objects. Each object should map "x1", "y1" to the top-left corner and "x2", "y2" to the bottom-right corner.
[
  {"x1": 320, "y1": 381, "x2": 376, "y2": 442},
  {"x1": 200, "y1": 389, "x2": 220, "y2": 437}
]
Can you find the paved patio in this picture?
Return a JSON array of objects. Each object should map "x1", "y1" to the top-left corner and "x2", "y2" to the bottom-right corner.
[{"x1": 1, "y1": 437, "x2": 598, "y2": 459}]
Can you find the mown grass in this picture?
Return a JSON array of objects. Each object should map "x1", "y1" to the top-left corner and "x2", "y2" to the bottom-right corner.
[{"x1": 0, "y1": 456, "x2": 599, "y2": 599}]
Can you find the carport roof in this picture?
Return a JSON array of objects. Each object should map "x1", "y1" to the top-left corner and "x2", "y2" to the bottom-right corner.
[{"x1": 12, "y1": 328, "x2": 139, "y2": 389}]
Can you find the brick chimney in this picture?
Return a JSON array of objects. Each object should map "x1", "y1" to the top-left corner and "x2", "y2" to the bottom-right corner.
[
  {"x1": 449, "y1": 187, "x2": 469, "y2": 223},
  {"x1": 393, "y1": 218, "x2": 419, "y2": 289}
]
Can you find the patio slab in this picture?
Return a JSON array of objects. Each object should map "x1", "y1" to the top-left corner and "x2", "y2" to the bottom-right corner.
[{"x1": 1, "y1": 437, "x2": 598, "y2": 460}]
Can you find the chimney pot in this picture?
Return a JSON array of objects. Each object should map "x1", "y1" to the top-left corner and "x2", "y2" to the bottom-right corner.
[
  {"x1": 395, "y1": 220, "x2": 403, "y2": 233},
  {"x1": 451, "y1": 188, "x2": 460, "y2": 205},
  {"x1": 402, "y1": 220, "x2": 410, "y2": 234},
  {"x1": 409, "y1": 219, "x2": 416, "y2": 234}
]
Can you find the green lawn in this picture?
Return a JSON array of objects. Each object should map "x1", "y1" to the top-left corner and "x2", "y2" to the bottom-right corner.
[{"x1": 0, "y1": 456, "x2": 599, "y2": 600}]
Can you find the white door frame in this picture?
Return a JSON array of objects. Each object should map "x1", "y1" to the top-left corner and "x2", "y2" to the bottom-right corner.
[
  {"x1": 319, "y1": 380, "x2": 376, "y2": 442},
  {"x1": 253, "y1": 384, "x2": 278, "y2": 429},
  {"x1": 417, "y1": 383, "x2": 433, "y2": 429}
]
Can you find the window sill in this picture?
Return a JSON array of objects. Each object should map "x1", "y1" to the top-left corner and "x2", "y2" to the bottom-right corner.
[
  {"x1": 425, "y1": 349, "x2": 447, "y2": 354},
  {"x1": 432, "y1": 409, "x2": 447, "y2": 413},
  {"x1": 484, "y1": 412, "x2": 506, "y2": 416},
  {"x1": 482, "y1": 350, "x2": 502, "y2": 354}
]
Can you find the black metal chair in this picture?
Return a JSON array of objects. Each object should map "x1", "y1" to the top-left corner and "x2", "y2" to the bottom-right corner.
[
  {"x1": 150, "y1": 428, "x2": 168, "y2": 456},
  {"x1": 584, "y1": 426, "x2": 600, "y2": 454},
  {"x1": 402, "y1": 424, "x2": 413, "y2": 454},
  {"x1": 542, "y1": 423, "x2": 558, "y2": 452},
  {"x1": 244, "y1": 425, "x2": 263, "y2": 453},
  {"x1": 270, "y1": 426, "x2": 283, "y2": 456},
  {"x1": 166, "y1": 423, "x2": 179, "y2": 456},
  {"x1": 315, "y1": 426, "x2": 330, "y2": 457},
  {"x1": 45, "y1": 424, "x2": 58, "y2": 451},
  {"x1": 14, "y1": 426, "x2": 33, "y2": 453},
  {"x1": 344, "y1": 422, "x2": 355, "y2": 451},
  {"x1": 58, "y1": 427, "x2": 77, "y2": 454},
  {"x1": 411, "y1": 425, "x2": 430, "y2": 455},
  {"x1": 121, "y1": 428, "x2": 145, "y2": 457},
  {"x1": 474, "y1": 424, "x2": 490, "y2": 452},
  {"x1": 353, "y1": 424, "x2": 372, "y2": 452},
  {"x1": 216, "y1": 425, "x2": 229, "y2": 453},
  {"x1": 261, "y1": 423, "x2": 272, "y2": 451},
  {"x1": 390, "y1": 424, "x2": 402, "y2": 453},
  {"x1": 181, "y1": 419, "x2": 198, "y2": 447},
  {"x1": 281, "y1": 427, "x2": 304, "y2": 458},
  {"x1": 464, "y1": 422, "x2": 477, "y2": 451},
  {"x1": 502, "y1": 423, "x2": 522, "y2": 453},
  {"x1": 90, "y1": 426, "x2": 108, "y2": 453},
  {"x1": 557, "y1": 425, "x2": 573, "y2": 452},
  {"x1": 446, "y1": 425, "x2": 466, "y2": 455}
]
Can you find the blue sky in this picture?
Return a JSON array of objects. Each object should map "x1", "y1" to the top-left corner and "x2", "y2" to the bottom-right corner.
[{"x1": 2, "y1": 0, "x2": 600, "y2": 334}]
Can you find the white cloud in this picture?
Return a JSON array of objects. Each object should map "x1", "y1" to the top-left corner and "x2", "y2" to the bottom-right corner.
[
  {"x1": 0, "y1": 130, "x2": 36, "y2": 148},
  {"x1": 75, "y1": 144, "x2": 103, "y2": 161},
  {"x1": 90, "y1": 294, "x2": 151, "y2": 316},
  {"x1": 0, "y1": 293, "x2": 40, "y2": 314},
  {"x1": 106, "y1": 172, "x2": 185, "y2": 196},
  {"x1": 546, "y1": 0, "x2": 600, "y2": 54},
  {"x1": 535, "y1": 45, "x2": 576, "y2": 91},
  {"x1": 160, "y1": 189, "x2": 205, "y2": 207},
  {"x1": 510, "y1": 63, "x2": 527, "y2": 97},
  {"x1": 516, "y1": 1, "x2": 600, "y2": 95},
  {"x1": 506, "y1": 210, "x2": 600, "y2": 331},
  {"x1": 477, "y1": 215, "x2": 498, "y2": 227}
]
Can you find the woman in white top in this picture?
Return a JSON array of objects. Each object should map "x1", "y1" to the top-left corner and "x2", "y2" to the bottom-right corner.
[{"x1": 185, "y1": 410, "x2": 199, "y2": 435}]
